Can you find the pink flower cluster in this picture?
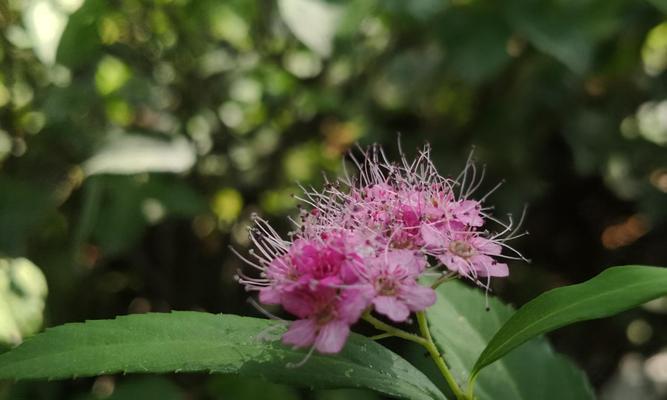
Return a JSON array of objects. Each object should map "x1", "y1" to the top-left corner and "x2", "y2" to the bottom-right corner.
[{"x1": 238, "y1": 144, "x2": 523, "y2": 354}]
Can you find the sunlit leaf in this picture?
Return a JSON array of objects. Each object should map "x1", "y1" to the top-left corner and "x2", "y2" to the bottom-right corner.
[
  {"x1": 23, "y1": 0, "x2": 84, "y2": 65},
  {"x1": 642, "y1": 22, "x2": 667, "y2": 77},
  {"x1": 0, "y1": 258, "x2": 48, "y2": 348},
  {"x1": 83, "y1": 134, "x2": 196, "y2": 177},
  {"x1": 95, "y1": 56, "x2": 132, "y2": 96},
  {"x1": 278, "y1": 0, "x2": 343, "y2": 57}
]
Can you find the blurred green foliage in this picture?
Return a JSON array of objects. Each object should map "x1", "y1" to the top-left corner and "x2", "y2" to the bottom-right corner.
[{"x1": 1, "y1": 0, "x2": 666, "y2": 398}]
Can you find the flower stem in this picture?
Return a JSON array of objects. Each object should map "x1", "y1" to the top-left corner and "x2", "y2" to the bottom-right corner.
[
  {"x1": 465, "y1": 374, "x2": 479, "y2": 400},
  {"x1": 369, "y1": 332, "x2": 394, "y2": 340},
  {"x1": 363, "y1": 310, "x2": 472, "y2": 399},
  {"x1": 362, "y1": 312, "x2": 427, "y2": 346},
  {"x1": 431, "y1": 272, "x2": 458, "y2": 289},
  {"x1": 415, "y1": 311, "x2": 470, "y2": 400}
]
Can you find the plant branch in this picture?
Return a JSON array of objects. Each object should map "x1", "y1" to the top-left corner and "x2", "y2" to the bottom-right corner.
[
  {"x1": 363, "y1": 310, "x2": 472, "y2": 399},
  {"x1": 362, "y1": 312, "x2": 427, "y2": 346},
  {"x1": 431, "y1": 272, "x2": 458, "y2": 289},
  {"x1": 416, "y1": 311, "x2": 470, "y2": 400},
  {"x1": 369, "y1": 332, "x2": 394, "y2": 341}
]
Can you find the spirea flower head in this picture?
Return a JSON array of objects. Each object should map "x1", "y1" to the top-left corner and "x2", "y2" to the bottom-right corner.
[{"x1": 237, "y1": 143, "x2": 525, "y2": 355}]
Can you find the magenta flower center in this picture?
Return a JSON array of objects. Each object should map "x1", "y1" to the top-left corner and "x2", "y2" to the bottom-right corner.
[{"x1": 449, "y1": 240, "x2": 475, "y2": 259}]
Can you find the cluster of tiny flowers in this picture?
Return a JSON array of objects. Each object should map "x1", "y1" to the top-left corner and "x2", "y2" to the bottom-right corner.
[{"x1": 237, "y1": 144, "x2": 525, "y2": 354}]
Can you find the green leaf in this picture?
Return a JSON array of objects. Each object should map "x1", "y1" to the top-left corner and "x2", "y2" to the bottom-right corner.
[
  {"x1": 423, "y1": 281, "x2": 593, "y2": 400},
  {"x1": 473, "y1": 266, "x2": 667, "y2": 378},
  {"x1": 0, "y1": 177, "x2": 54, "y2": 256},
  {"x1": 437, "y1": 6, "x2": 512, "y2": 84},
  {"x1": 0, "y1": 258, "x2": 48, "y2": 348},
  {"x1": 505, "y1": 0, "x2": 593, "y2": 73},
  {"x1": 56, "y1": 0, "x2": 105, "y2": 68},
  {"x1": 78, "y1": 376, "x2": 185, "y2": 400},
  {"x1": 81, "y1": 175, "x2": 207, "y2": 256},
  {"x1": 0, "y1": 312, "x2": 446, "y2": 400},
  {"x1": 646, "y1": 0, "x2": 667, "y2": 14},
  {"x1": 208, "y1": 375, "x2": 301, "y2": 400}
]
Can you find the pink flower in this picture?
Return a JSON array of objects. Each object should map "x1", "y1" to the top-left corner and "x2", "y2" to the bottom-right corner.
[
  {"x1": 365, "y1": 250, "x2": 436, "y2": 322},
  {"x1": 449, "y1": 199, "x2": 484, "y2": 227},
  {"x1": 236, "y1": 143, "x2": 525, "y2": 355},
  {"x1": 253, "y1": 232, "x2": 364, "y2": 306},
  {"x1": 422, "y1": 227, "x2": 509, "y2": 278},
  {"x1": 290, "y1": 235, "x2": 361, "y2": 286},
  {"x1": 281, "y1": 286, "x2": 371, "y2": 353}
]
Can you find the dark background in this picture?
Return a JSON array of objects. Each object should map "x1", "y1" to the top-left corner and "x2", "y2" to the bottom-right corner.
[{"x1": 1, "y1": 0, "x2": 666, "y2": 398}]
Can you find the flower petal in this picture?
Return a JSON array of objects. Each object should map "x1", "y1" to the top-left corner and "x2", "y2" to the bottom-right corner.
[
  {"x1": 259, "y1": 287, "x2": 281, "y2": 305},
  {"x1": 373, "y1": 295, "x2": 411, "y2": 322},
  {"x1": 281, "y1": 289, "x2": 316, "y2": 318},
  {"x1": 438, "y1": 254, "x2": 470, "y2": 276},
  {"x1": 338, "y1": 286, "x2": 373, "y2": 323},
  {"x1": 314, "y1": 319, "x2": 350, "y2": 353},
  {"x1": 472, "y1": 237, "x2": 502, "y2": 255},
  {"x1": 282, "y1": 319, "x2": 317, "y2": 349},
  {"x1": 421, "y1": 224, "x2": 444, "y2": 248},
  {"x1": 401, "y1": 284, "x2": 437, "y2": 311},
  {"x1": 472, "y1": 255, "x2": 509, "y2": 277}
]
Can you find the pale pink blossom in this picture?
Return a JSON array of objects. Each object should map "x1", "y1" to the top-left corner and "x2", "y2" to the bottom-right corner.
[
  {"x1": 422, "y1": 226, "x2": 509, "y2": 278},
  {"x1": 236, "y1": 143, "x2": 525, "y2": 355},
  {"x1": 281, "y1": 286, "x2": 370, "y2": 353},
  {"x1": 364, "y1": 250, "x2": 436, "y2": 322}
]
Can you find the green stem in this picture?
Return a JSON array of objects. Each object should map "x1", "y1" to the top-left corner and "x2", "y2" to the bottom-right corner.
[
  {"x1": 71, "y1": 177, "x2": 102, "y2": 269},
  {"x1": 431, "y1": 272, "x2": 458, "y2": 289},
  {"x1": 416, "y1": 311, "x2": 469, "y2": 400},
  {"x1": 363, "y1": 310, "x2": 472, "y2": 399},
  {"x1": 466, "y1": 374, "x2": 479, "y2": 400},
  {"x1": 362, "y1": 312, "x2": 427, "y2": 346},
  {"x1": 369, "y1": 332, "x2": 394, "y2": 341}
]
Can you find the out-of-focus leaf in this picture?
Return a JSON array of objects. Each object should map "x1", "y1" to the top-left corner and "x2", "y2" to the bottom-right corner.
[
  {"x1": 0, "y1": 258, "x2": 48, "y2": 348},
  {"x1": 208, "y1": 376, "x2": 300, "y2": 400},
  {"x1": 278, "y1": 0, "x2": 343, "y2": 57},
  {"x1": 316, "y1": 388, "x2": 380, "y2": 400},
  {"x1": 642, "y1": 22, "x2": 667, "y2": 76},
  {"x1": 421, "y1": 281, "x2": 593, "y2": 400},
  {"x1": 438, "y1": 7, "x2": 511, "y2": 83},
  {"x1": 76, "y1": 376, "x2": 184, "y2": 400},
  {"x1": 0, "y1": 312, "x2": 447, "y2": 400},
  {"x1": 23, "y1": 0, "x2": 84, "y2": 65},
  {"x1": 473, "y1": 266, "x2": 667, "y2": 378},
  {"x1": 87, "y1": 175, "x2": 207, "y2": 256},
  {"x1": 505, "y1": 1, "x2": 592, "y2": 73},
  {"x1": 0, "y1": 178, "x2": 54, "y2": 256},
  {"x1": 83, "y1": 134, "x2": 196, "y2": 177},
  {"x1": 95, "y1": 56, "x2": 132, "y2": 95},
  {"x1": 373, "y1": 47, "x2": 442, "y2": 110},
  {"x1": 56, "y1": 0, "x2": 105, "y2": 68},
  {"x1": 646, "y1": 0, "x2": 667, "y2": 13}
]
